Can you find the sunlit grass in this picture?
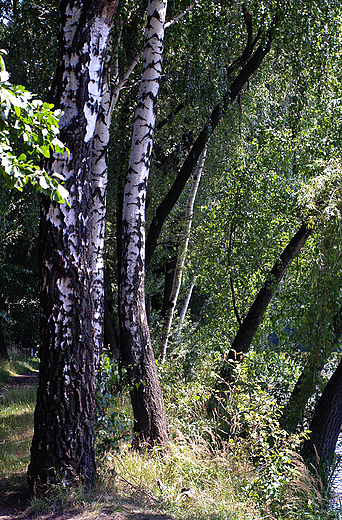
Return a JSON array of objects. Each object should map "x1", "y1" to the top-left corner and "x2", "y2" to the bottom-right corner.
[
  {"x1": 97, "y1": 433, "x2": 262, "y2": 520},
  {"x1": 0, "y1": 355, "x2": 39, "y2": 388},
  {"x1": 0, "y1": 355, "x2": 38, "y2": 496},
  {"x1": 0, "y1": 386, "x2": 36, "y2": 481}
]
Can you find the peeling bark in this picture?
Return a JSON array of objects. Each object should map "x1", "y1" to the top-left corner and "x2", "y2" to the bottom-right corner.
[
  {"x1": 28, "y1": 0, "x2": 118, "y2": 493},
  {"x1": 119, "y1": 0, "x2": 170, "y2": 446}
]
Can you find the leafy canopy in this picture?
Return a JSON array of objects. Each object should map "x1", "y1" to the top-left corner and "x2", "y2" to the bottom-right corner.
[{"x1": 0, "y1": 50, "x2": 68, "y2": 202}]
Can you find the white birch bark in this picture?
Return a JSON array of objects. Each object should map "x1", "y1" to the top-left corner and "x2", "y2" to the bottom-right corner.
[
  {"x1": 159, "y1": 147, "x2": 207, "y2": 362},
  {"x1": 120, "y1": 0, "x2": 170, "y2": 445},
  {"x1": 29, "y1": 0, "x2": 118, "y2": 492},
  {"x1": 176, "y1": 275, "x2": 196, "y2": 342}
]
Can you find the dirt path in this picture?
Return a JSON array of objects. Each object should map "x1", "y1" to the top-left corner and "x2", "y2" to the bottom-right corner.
[{"x1": 0, "y1": 370, "x2": 177, "y2": 520}]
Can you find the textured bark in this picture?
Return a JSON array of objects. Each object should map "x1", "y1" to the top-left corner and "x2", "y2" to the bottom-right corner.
[
  {"x1": 280, "y1": 305, "x2": 342, "y2": 432},
  {"x1": 120, "y1": 0, "x2": 170, "y2": 445},
  {"x1": 159, "y1": 148, "x2": 206, "y2": 362},
  {"x1": 145, "y1": 27, "x2": 273, "y2": 269},
  {"x1": 301, "y1": 355, "x2": 342, "y2": 468},
  {"x1": 28, "y1": 0, "x2": 118, "y2": 493}
]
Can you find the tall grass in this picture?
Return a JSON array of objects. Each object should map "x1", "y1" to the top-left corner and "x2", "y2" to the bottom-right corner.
[{"x1": 98, "y1": 433, "x2": 262, "y2": 520}]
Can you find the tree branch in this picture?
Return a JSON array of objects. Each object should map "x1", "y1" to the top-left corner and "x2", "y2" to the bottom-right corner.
[{"x1": 145, "y1": 30, "x2": 274, "y2": 268}]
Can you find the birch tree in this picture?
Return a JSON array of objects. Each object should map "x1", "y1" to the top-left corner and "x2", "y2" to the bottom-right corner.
[
  {"x1": 28, "y1": 0, "x2": 118, "y2": 492},
  {"x1": 119, "y1": 0, "x2": 170, "y2": 446}
]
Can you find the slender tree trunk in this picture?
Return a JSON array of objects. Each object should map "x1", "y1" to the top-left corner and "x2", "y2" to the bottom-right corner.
[
  {"x1": 0, "y1": 321, "x2": 8, "y2": 359},
  {"x1": 161, "y1": 256, "x2": 177, "y2": 317},
  {"x1": 301, "y1": 355, "x2": 342, "y2": 468},
  {"x1": 119, "y1": 0, "x2": 170, "y2": 446},
  {"x1": 159, "y1": 147, "x2": 206, "y2": 362},
  {"x1": 28, "y1": 0, "x2": 118, "y2": 493},
  {"x1": 176, "y1": 275, "x2": 196, "y2": 342},
  {"x1": 90, "y1": 68, "x2": 112, "y2": 366}
]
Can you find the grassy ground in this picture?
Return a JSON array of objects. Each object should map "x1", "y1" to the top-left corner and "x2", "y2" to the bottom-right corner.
[
  {"x1": 0, "y1": 354, "x2": 336, "y2": 520},
  {"x1": 0, "y1": 354, "x2": 39, "y2": 514},
  {"x1": 0, "y1": 354, "x2": 261, "y2": 520}
]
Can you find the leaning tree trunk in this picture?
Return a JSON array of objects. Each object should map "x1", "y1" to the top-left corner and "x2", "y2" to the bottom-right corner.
[
  {"x1": 301, "y1": 355, "x2": 342, "y2": 469},
  {"x1": 219, "y1": 223, "x2": 312, "y2": 383},
  {"x1": 119, "y1": 0, "x2": 170, "y2": 446},
  {"x1": 28, "y1": 0, "x2": 118, "y2": 493},
  {"x1": 176, "y1": 275, "x2": 196, "y2": 343},
  {"x1": 145, "y1": 14, "x2": 273, "y2": 269}
]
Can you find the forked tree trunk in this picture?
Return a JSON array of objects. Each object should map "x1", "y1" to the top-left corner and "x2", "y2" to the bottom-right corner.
[
  {"x1": 28, "y1": 0, "x2": 118, "y2": 493},
  {"x1": 119, "y1": 0, "x2": 170, "y2": 446}
]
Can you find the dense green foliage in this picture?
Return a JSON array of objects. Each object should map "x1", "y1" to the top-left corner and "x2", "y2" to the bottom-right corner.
[{"x1": 0, "y1": 51, "x2": 68, "y2": 200}]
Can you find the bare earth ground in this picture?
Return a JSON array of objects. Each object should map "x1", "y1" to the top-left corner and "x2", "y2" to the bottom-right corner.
[{"x1": 0, "y1": 371, "x2": 177, "y2": 520}]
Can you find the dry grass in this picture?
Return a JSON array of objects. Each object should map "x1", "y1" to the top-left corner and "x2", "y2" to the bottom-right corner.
[{"x1": 98, "y1": 432, "x2": 264, "y2": 520}]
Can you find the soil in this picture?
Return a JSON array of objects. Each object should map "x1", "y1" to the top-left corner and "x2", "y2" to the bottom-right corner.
[{"x1": 0, "y1": 371, "x2": 177, "y2": 520}]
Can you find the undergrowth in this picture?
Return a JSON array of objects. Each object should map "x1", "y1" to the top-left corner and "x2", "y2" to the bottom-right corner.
[{"x1": 1, "y1": 351, "x2": 342, "y2": 520}]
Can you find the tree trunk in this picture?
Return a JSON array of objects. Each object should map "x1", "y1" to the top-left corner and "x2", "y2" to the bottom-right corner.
[
  {"x1": 0, "y1": 321, "x2": 8, "y2": 359},
  {"x1": 220, "y1": 223, "x2": 312, "y2": 380},
  {"x1": 119, "y1": 0, "x2": 170, "y2": 446},
  {"x1": 176, "y1": 275, "x2": 196, "y2": 342},
  {"x1": 301, "y1": 355, "x2": 342, "y2": 468},
  {"x1": 161, "y1": 256, "x2": 177, "y2": 317},
  {"x1": 159, "y1": 147, "x2": 206, "y2": 362},
  {"x1": 28, "y1": 0, "x2": 118, "y2": 493}
]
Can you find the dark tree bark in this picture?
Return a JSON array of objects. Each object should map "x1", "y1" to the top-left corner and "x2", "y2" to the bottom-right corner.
[
  {"x1": 0, "y1": 321, "x2": 8, "y2": 359},
  {"x1": 145, "y1": 20, "x2": 273, "y2": 269},
  {"x1": 280, "y1": 305, "x2": 342, "y2": 432},
  {"x1": 220, "y1": 224, "x2": 312, "y2": 380},
  {"x1": 301, "y1": 355, "x2": 342, "y2": 468},
  {"x1": 28, "y1": 0, "x2": 118, "y2": 493},
  {"x1": 162, "y1": 257, "x2": 177, "y2": 318}
]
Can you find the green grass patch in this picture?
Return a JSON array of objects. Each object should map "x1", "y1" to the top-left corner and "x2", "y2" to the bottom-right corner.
[
  {"x1": 0, "y1": 356, "x2": 38, "y2": 504},
  {"x1": 0, "y1": 355, "x2": 39, "y2": 388}
]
